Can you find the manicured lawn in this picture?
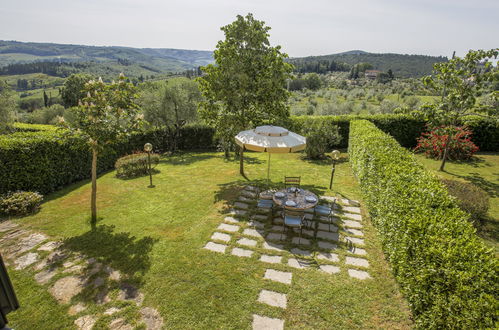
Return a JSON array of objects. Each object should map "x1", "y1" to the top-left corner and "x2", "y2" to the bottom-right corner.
[
  {"x1": 415, "y1": 152, "x2": 499, "y2": 252},
  {"x1": 4, "y1": 151, "x2": 412, "y2": 329}
]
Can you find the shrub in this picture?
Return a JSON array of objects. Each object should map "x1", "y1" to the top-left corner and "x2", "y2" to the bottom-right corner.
[
  {"x1": 302, "y1": 122, "x2": 341, "y2": 159},
  {"x1": 348, "y1": 120, "x2": 497, "y2": 328},
  {"x1": 0, "y1": 191, "x2": 43, "y2": 216},
  {"x1": 442, "y1": 179, "x2": 489, "y2": 227},
  {"x1": 414, "y1": 125, "x2": 479, "y2": 160},
  {"x1": 115, "y1": 152, "x2": 160, "y2": 179}
]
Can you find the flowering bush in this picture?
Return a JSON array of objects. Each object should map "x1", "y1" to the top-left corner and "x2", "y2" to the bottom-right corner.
[
  {"x1": 0, "y1": 191, "x2": 43, "y2": 216},
  {"x1": 414, "y1": 125, "x2": 479, "y2": 160}
]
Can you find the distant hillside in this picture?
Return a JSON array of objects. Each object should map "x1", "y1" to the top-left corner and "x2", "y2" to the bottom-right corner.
[
  {"x1": 289, "y1": 51, "x2": 448, "y2": 77},
  {"x1": 0, "y1": 40, "x2": 214, "y2": 77}
]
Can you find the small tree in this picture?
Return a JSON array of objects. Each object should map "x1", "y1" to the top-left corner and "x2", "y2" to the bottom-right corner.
[
  {"x1": 65, "y1": 74, "x2": 142, "y2": 226},
  {"x1": 0, "y1": 81, "x2": 16, "y2": 133},
  {"x1": 141, "y1": 77, "x2": 201, "y2": 152},
  {"x1": 420, "y1": 48, "x2": 498, "y2": 171},
  {"x1": 198, "y1": 13, "x2": 293, "y2": 175},
  {"x1": 61, "y1": 73, "x2": 93, "y2": 108}
]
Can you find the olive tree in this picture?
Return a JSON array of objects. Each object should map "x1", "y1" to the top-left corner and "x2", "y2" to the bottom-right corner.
[
  {"x1": 197, "y1": 13, "x2": 293, "y2": 175},
  {"x1": 0, "y1": 81, "x2": 16, "y2": 133},
  {"x1": 65, "y1": 74, "x2": 142, "y2": 226},
  {"x1": 421, "y1": 48, "x2": 498, "y2": 171}
]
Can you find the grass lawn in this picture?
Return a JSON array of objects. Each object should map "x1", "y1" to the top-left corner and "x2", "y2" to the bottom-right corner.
[
  {"x1": 4, "y1": 151, "x2": 412, "y2": 329},
  {"x1": 415, "y1": 152, "x2": 499, "y2": 252}
]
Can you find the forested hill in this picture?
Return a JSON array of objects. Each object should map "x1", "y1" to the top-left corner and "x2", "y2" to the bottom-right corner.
[
  {"x1": 0, "y1": 40, "x2": 213, "y2": 75},
  {"x1": 288, "y1": 52, "x2": 448, "y2": 77}
]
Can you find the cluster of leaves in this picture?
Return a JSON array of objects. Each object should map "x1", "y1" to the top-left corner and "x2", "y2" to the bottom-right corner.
[
  {"x1": 414, "y1": 125, "x2": 479, "y2": 160},
  {"x1": 302, "y1": 122, "x2": 341, "y2": 159},
  {"x1": 0, "y1": 191, "x2": 43, "y2": 216},
  {"x1": 348, "y1": 120, "x2": 497, "y2": 328},
  {"x1": 115, "y1": 152, "x2": 159, "y2": 179},
  {"x1": 442, "y1": 179, "x2": 489, "y2": 228}
]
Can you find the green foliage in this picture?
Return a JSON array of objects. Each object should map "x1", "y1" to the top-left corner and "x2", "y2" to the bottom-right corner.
[
  {"x1": 442, "y1": 179, "x2": 489, "y2": 228},
  {"x1": 22, "y1": 104, "x2": 65, "y2": 124},
  {"x1": 115, "y1": 152, "x2": 160, "y2": 179},
  {"x1": 0, "y1": 80, "x2": 16, "y2": 133},
  {"x1": 0, "y1": 191, "x2": 43, "y2": 216},
  {"x1": 348, "y1": 120, "x2": 497, "y2": 328},
  {"x1": 198, "y1": 13, "x2": 292, "y2": 155},
  {"x1": 60, "y1": 73, "x2": 93, "y2": 107},
  {"x1": 302, "y1": 122, "x2": 341, "y2": 159},
  {"x1": 140, "y1": 77, "x2": 201, "y2": 152}
]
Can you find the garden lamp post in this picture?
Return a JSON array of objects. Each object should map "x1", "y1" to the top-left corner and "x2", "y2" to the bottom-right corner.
[
  {"x1": 329, "y1": 150, "x2": 340, "y2": 190},
  {"x1": 144, "y1": 143, "x2": 154, "y2": 188}
]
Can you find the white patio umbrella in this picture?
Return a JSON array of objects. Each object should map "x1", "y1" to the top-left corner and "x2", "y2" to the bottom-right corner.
[{"x1": 235, "y1": 125, "x2": 306, "y2": 181}]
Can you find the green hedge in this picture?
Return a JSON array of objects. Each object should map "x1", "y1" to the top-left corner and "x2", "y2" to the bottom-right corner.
[
  {"x1": 348, "y1": 120, "x2": 497, "y2": 328},
  {"x1": 0, "y1": 124, "x2": 215, "y2": 195}
]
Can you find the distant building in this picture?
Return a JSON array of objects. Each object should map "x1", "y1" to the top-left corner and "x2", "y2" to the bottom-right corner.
[{"x1": 365, "y1": 70, "x2": 382, "y2": 79}]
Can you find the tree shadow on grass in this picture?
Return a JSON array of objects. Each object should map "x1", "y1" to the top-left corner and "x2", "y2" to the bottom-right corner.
[
  {"x1": 445, "y1": 172, "x2": 499, "y2": 198},
  {"x1": 159, "y1": 152, "x2": 217, "y2": 166},
  {"x1": 61, "y1": 224, "x2": 157, "y2": 287}
]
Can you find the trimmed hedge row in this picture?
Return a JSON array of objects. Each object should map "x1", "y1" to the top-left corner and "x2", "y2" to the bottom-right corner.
[
  {"x1": 348, "y1": 120, "x2": 497, "y2": 328},
  {"x1": 0, "y1": 124, "x2": 215, "y2": 195}
]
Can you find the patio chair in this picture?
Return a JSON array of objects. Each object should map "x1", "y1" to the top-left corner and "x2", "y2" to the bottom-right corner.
[
  {"x1": 284, "y1": 176, "x2": 301, "y2": 188},
  {"x1": 281, "y1": 208, "x2": 306, "y2": 243},
  {"x1": 257, "y1": 199, "x2": 274, "y2": 216},
  {"x1": 314, "y1": 203, "x2": 335, "y2": 232}
]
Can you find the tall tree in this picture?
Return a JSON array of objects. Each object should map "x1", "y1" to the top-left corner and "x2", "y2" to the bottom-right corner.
[
  {"x1": 0, "y1": 81, "x2": 16, "y2": 133},
  {"x1": 64, "y1": 74, "x2": 142, "y2": 226},
  {"x1": 141, "y1": 77, "x2": 201, "y2": 152},
  {"x1": 420, "y1": 48, "x2": 498, "y2": 171},
  {"x1": 61, "y1": 73, "x2": 93, "y2": 108},
  {"x1": 198, "y1": 13, "x2": 293, "y2": 175}
]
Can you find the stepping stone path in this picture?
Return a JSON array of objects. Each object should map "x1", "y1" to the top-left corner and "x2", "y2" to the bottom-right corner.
[
  {"x1": 0, "y1": 220, "x2": 163, "y2": 329},
  {"x1": 201, "y1": 191, "x2": 374, "y2": 329}
]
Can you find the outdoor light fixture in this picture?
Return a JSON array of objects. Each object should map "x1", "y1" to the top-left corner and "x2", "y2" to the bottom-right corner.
[
  {"x1": 329, "y1": 150, "x2": 340, "y2": 189},
  {"x1": 144, "y1": 143, "x2": 155, "y2": 188}
]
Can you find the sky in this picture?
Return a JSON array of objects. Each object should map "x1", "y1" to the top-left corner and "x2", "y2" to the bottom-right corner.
[{"x1": 1, "y1": 0, "x2": 498, "y2": 58}]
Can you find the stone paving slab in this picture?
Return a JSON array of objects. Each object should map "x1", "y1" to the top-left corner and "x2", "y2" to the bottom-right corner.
[
  {"x1": 304, "y1": 213, "x2": 314, "y2": 221},
  {"x1": 317, "y1": 241, "x2": 337, "y2": 250},
  {"x1": 251, "y1": 214, "x2": 268, "y2": 221},
  {"x1": 235, "y1": 202, "x2": 249, "y2": 209},
  {"x1": 290, "y1": 248, "x2": 312, "y2": 257},
  {"x1": 317, "y1": 222, "x2": 338, "y2": 232},
  {"x1": 293, "y1": 228, "x2": 314, "y2": 237},
  {"x1": 229, "y1": 209, "x2": 248, "y2": 217},
  {"x1": 243, "y1": 228, "x2": 264, "y2": 239},
  {"x1": 15, "y1": 252, "x2": 38, "y2": 270},
  {"x1": 238, "y1": 196, "x2": 254, "y2": 203},
  {"x1": 38, "y1": 241, "x2": 61, "y2": 251},
  {"x1": 345, "y1": 237, "x2": 365, "y2": 246},
  {"x1": 348, "y1": 246, "x2": 367, "y2": 255},
  {"x1": 270, "y1": 225, "x2": 284, "y2": 232},
  {"x1": 316, "y1": 231, "x2": 339, "y2": 241},
  {"x1": 217, "y1": 223, "x2": 240, "y2": 233},
  {"x1": 291, "y1": 237, "x2": 311, "y2": 246},
  {"x1": 231, "y1": 247, "x2": 253, "y2": 258},
  {"x1": 241, "y1": 190, "x2": 257, "y2": 198},
  {"x1": 237, "y1": 238, "x2": 258, "y2": 247},
  {"x1": 266, "y1": 232, "x2": 285, "y2": 241},
  {"x1": 203, "y1": 242, "x2": 227, "y2": 253},
  {"x1": 342, "y1": 220, "x2": 363, "y2": 229},
  {"x1": 244, "y1": 185, "x2": 259, "y2": 192},
  {"x1": 0, "y1": 221, "x2": 19, "y2": 233},
  {"x1": 345, "y1": 257, "x2": 369, "y2": 268},
  {"x1": 50, "y1": 276, "x2": 85, "y2": 304},
  {"x1": 260, "y1": 255, "x2": 282, "y2": 264},
  {"x1": 321, "y1": 196, "x2": 337, "y2": 203},
  {"x1": 273, "y1": 217, "x2": 284, "y2": 224},
  {"x1": 319, "y1": 265, "x2": 340, "y2": 274},
  {"x1": 248, "y1": 220, "x2": 265, "y2": 229},
  {"x1": 287, "y1": 258, "x2": 310, "y2": 269},
  {"x1": 35, "y1": 268, "x2": 58, "y2": 284},
  {"x1": 344, "y1": 213, "x2": 362, "y2": 221},
  {"x1": 252, "y1": 314, "x2": 284, "y2": 330},
  {"x1": 224, "y1": 216, "x2": 240, "y2": 224},
  {"x1": 258, "y1": 289, "x2": 287, "y2": 309},
  {"x1": 348, "y1": 269, "x2": 371, "y2": 280},
  {"x1": 10, "y1": 233, "x2": 47, "y2": 256},
  {"x1": 342, "y1": 206, "x2": 361, "y2": 214},
  {"x1": 211, "y1": 232, "x2": 231, "y2": 242},
  {"x1": 264, "y1": 269, "x2": 292, "y2": 285},
  {"x1": 75, "y1": 315, "x2": 96, "y2": 330},
  {"x1": 317, "y1": 252, "x2": 339, "y2": 263},
  {"x1": 262, "y1": 242, "x2": 285, "y2": 252},
  {"x1": 345, "y1": 228, "x2": 364, "y2": 237}
]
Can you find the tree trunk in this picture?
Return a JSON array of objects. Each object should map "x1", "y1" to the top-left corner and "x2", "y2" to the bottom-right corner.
[
  {"x1": 439, "y1": 136, "x2": 449, "y2": 171},
  {"x1": 239, "y1": 146, "x2": 245, "y2": 176},
  {"x1": 91, "y1": 147, "x2": 98, "y2": 227}
]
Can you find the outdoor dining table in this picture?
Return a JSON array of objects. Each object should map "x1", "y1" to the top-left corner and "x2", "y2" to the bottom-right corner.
[{"x1": 272, "y1": 187, "x2": 319, "y2": 211}]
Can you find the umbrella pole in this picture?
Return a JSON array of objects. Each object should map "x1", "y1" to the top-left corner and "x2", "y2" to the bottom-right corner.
[{"x1": 267, "y1": 152, "x2": 271, "y2": 185}]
